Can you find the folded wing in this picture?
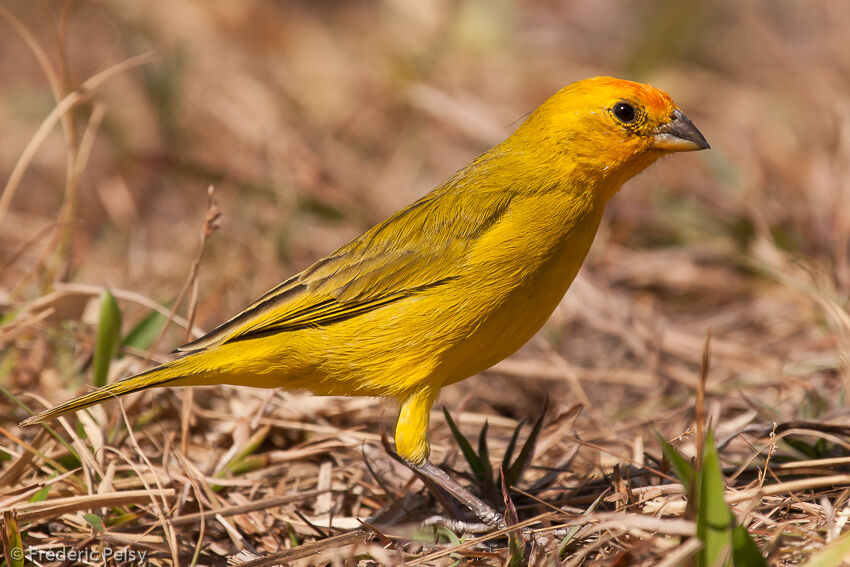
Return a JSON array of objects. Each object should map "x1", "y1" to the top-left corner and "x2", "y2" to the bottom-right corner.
[{"x1": 175, "y1": 186, "x2": 513, "y2": 354}]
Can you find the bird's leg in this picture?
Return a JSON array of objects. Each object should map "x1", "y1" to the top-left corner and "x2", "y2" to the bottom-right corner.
[{"x1": 394, "y1": 387, "x2": 506, "y2": 530}]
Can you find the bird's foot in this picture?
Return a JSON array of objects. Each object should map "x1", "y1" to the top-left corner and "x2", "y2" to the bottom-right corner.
[
  {"x1": 421, "y1": 515, "x2": 494, "y2": 534},
  {"x1": 408, "y1": 460, "x2": 507, "y2": 530}
]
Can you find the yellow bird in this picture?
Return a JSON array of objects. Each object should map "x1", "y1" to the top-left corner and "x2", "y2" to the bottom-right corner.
[{"x1": 22, "y1": 76, "x2": 708, "y2": 527}]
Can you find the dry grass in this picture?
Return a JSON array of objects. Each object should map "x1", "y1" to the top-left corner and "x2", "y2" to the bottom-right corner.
[{"x1": 3, "y1": 1, "x2": 850, "y2": 565}]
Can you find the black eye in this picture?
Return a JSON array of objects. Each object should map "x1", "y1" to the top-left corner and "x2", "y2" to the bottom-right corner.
[{"x1": 612, "y1": 101, "x2": 636, "y2": 123}]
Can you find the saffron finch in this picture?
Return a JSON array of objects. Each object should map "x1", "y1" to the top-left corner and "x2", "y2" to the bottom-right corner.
[{"x1": 22, "y1": 76, "x2": 708, "y2": 526}]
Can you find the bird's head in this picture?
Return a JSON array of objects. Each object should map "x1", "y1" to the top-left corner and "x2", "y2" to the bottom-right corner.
[{"x1": 512, "y1": 76, "x2": 709, "y2": 199}]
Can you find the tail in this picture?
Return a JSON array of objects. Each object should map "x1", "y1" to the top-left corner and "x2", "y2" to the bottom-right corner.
[{"x1": 20, "y1": 359, "x2": 190, "y2": 426}]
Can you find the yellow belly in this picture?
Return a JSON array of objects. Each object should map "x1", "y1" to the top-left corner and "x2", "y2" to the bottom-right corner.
[
  {"x1": 434, "y1": 208, "x2": 603, "y2": 385},
  {"x1": 313, "y1": 191, "x2": 605, "y2": 396}
]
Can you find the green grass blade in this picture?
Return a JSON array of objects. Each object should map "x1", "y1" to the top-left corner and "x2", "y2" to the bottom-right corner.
[
  {"x1": 477, "y1": 420, "x2": 490, "y2": 474},
  {"x1": 559, "y1": 489, "x2": 607, "y2": 557},
  {"x1": 505, "y1": 408, "x2": 545, "y2": 488},
  {"x1": 655, "y1": 430, "x2": 695, "y2": 492},
  {"x1": 691, "y1": 430, "x2": 766, "y2": 566},
  {"x1": 93, "y1": 288, "x2": 122, "y2": 388},
  {"x1": 3, "y1": 510, "x2": 24, "y2": 567},
  {"x1": 442, "y1": 407, "x2": 485, "y2": 478},
  {"x1": 122, "y1": 308, "x2": 166, "y2": 349},
  {"x1": 286, "y1": 524, "x2": 300, "y2": 547},
  {"x1": 697, "y1": 430, "x2": 733, "y2": 567},
  {"x1": 507, "y1": 531, "x2": 524, "y2": 566},
  {"x1": 215, "y1": 425, "x2": 271, "y2": 480},
  {"x1": 83, "y1": 513, "x2": 105, "y2": 533},
  {"x1": 501, "y1": 419, "x2": 524, "y2": 476},
  {"x1": 30, "y1": 485, "x2": 49, "y2": 502},
  {"x1": 477, "y1": 420, "x2": 496, "y2": 496},
  {"x1": 731, "y1": 524, "x2": 767, "y2": 566}
]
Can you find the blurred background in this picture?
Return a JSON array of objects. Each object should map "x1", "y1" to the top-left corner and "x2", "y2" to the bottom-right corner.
[{"x1": 3, "y1": 0, "x2": 850, "y2": 522}]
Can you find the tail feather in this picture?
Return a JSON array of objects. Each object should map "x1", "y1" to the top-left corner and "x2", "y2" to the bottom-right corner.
[{"x1": 20, "y1": 361, "x2": 187, "y2": 426}]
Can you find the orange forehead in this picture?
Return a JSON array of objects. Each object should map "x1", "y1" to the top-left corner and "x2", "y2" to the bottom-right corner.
[
  {"x1": 591, "y1": 77, "x2": 673, "y2": 111},
  {"x1": 568, "y1": 76, "x2": 676, "y2": 117}
]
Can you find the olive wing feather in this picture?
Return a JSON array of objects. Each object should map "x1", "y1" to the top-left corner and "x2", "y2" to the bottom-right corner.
[{"x1": 174, "y1": 188, "x2": 513, "y2": 354}]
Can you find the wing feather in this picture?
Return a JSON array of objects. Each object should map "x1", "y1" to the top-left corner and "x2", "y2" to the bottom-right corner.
[{"x1": 175, "y1": 166, "x2": 514, "y2": 354}]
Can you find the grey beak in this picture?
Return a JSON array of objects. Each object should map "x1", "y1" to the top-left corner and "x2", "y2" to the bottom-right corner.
[{"x1": 652, "y1": 109, "x2": 710, "y2": 152}]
